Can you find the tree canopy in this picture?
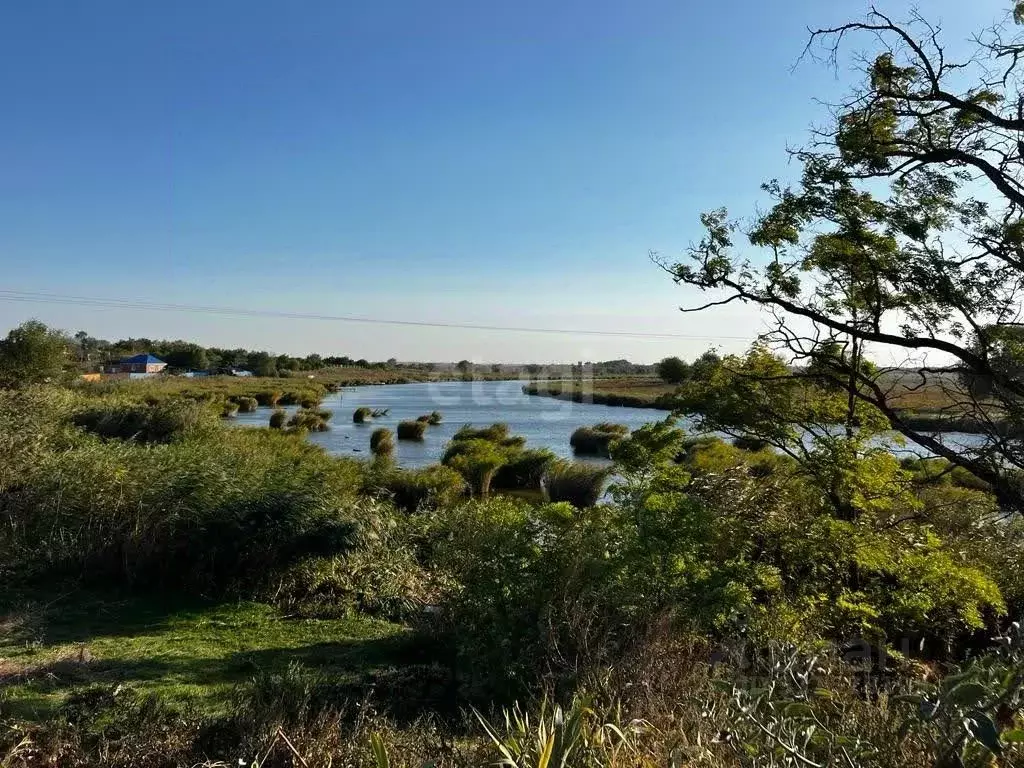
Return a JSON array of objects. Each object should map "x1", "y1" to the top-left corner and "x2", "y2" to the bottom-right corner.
[
  {"x1": 0, "y1": 320, "x2": 68, "y2": 387},
  {"x1": 660, "y1": 6, "x2": 1024, "y2": 511}
]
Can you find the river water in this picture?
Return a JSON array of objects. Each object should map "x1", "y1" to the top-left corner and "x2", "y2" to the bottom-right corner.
[
  {"x1": 232, "y1": 379, "x2": 673, "y2": 467},
  {"x1": 232, "y1": 379, "x2": 986, "y2": 467}
]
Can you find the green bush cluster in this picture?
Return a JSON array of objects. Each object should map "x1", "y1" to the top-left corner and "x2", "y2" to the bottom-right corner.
[
  {"x1": 288, "y1": 408, "x2": 331, "y2": 432},
  {"x1": 396, "y1": 420, "x2": 428, "y2": 441},
  {"x1": 442, "y1": 423, "x2": 555, "y2": 497},
  {"x1": 71, "y1": 399, "x2": 219, "y2": 444},
  {"x1": 370, "y1": 427, "x2": 394, "y2": 459},
  {"x1": 569, "y1": 422, "x2": 629, "y2": 457}
]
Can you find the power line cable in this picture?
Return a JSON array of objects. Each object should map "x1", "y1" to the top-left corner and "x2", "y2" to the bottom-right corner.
[{"x1": 0, "y1": 289, "x2": 755, "y2": 342}]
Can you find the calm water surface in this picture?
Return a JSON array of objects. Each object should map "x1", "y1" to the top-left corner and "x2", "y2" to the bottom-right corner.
[
  {"x1": 233, "y1": 380, "x2": 673, "y2": 467},
  {"x1": 233, "y1": 379, "x2": 986, "y2": 466}
]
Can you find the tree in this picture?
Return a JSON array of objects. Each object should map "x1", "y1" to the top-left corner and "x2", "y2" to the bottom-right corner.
[
  {"x1": 456, "y1": 360, "x2": 472, "y2": 375},
  {"x1": 659, "y1": 6, "x2": 1024, "y2": 510},
  {"x1": 161, "y1": 344, "x2": 209, "y2": 371},
  {"x1": 655, "y1": 356, "x2": 691, "y2": 384},
  {"x1": 0, "y1": 320, "x2": 68, "y2": 387}
]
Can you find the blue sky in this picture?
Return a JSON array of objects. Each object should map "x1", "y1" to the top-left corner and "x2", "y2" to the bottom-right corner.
[{"x1": 0, "y1": 0, "x2": 1003, "y2": 362}]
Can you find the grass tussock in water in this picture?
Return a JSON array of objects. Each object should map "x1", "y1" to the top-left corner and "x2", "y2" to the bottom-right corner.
[
  {"x1": 370, "y1": 427, "x2": 394, "y2": 459},
  {"x1": 543, "y1": 459, "x2": 611, "y2": 508},
  {"x1": 288, "y1": 408, "x2": 331, "y2": 432},
  {"x1": 569, "y1": 422, "x2": 629, "y2": 457},
  {"x1": 269, "y1": 409, "x2": 287, "y2": 429},
  {"x1": 396, "y1": 420, "x2": 428, "y2": 441}
]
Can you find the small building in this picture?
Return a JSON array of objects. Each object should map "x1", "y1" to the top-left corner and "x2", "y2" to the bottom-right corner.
[{"x1": 105, "y1": 353, "x2": 168, "y2": 375}]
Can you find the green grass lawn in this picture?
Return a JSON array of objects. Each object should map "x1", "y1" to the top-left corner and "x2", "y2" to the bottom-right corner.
[{"x1": 0, "y1": 591, "x2": 417, "y2": 720}]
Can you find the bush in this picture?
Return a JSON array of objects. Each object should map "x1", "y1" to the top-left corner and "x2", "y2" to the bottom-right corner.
[
  {"x1": 255, "y1": 390, "x2": 283, "y2": 407},
  {"x1": 370, "y1": 427, "x2": 394, "y2": 459},
  {"x1": 233, "y1": 396, "x2": 259, "y2": 413},
  {"x1": 444, "y1": 439, "x2": 508, "y2": 497},
  {"x1": 732, "y1": 435, "x2": 769, "y2": 452},
  {"x1": 288, "y1": 409, "x2": 330, "y2": 432},
  {"x1": 544, "y1": 460, "x2": 611, "y2": 508},
  {"x1": 72, "y1": 400, "x2": 218, "y2": 444},
  {"x1": 269, "y1": 409, "x2": 287, "y2": 429},
  {"x1": 569, "y1": 423, "x2": 629, "y2": 457},
  {"x1": 369, "y1": 465, "x2": 466, "y2": 514},
  {"x1": 427, "y1": 410, "x2": 443, "y2": 425},
  {"x1": 353, "y1": 407, "x2": 373, "y2": 423},
  {"x1": 221, "y1": 400, "x2": 240, "y2": 418},
  {"x1": 4, "y1": 412, "x2": 369, "y2": 596},
  {"x1": 416, "y1": 414, "x2": 431, "y2": 423},
  {"x1": 493, "y1": 448, "x2": 556, "y2": 491},
  {"x1": 396, "y1": 420, "x2": 427, "y2": 441},
  {"x1": 453, "y1": 423, "x2": 510, "y2": 442}
]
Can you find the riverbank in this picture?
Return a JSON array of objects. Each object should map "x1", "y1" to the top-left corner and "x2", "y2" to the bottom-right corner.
[{"x1": 521, "y1": 378, "x2": 675, "y2": 410}]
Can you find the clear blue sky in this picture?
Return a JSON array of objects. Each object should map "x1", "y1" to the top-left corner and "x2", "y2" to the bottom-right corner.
[{"x1": 0, "y1": 0, "x2": 1002, "y2": 362}]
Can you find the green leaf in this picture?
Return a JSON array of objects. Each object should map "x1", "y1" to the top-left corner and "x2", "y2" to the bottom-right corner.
[
  {"x1": 964, "y1": 712, "x2": 1003, "y2": 755},
  {"x1": 783, "y1": 702, "x2": 815, "y2": 718},
  {"x1": 1003, "y1": 729, "x2": 1024, "y2": 743},
  {"x1": 947, "y1": 681, "x2": 990, "y2": 707}
]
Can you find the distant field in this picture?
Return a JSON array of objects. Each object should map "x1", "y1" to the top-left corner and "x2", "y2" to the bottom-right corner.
[{"x1": 523, "y1": 377, "x2": 676, "y2": 409}]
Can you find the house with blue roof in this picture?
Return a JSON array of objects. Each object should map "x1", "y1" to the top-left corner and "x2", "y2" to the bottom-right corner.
[{"x1": 105, "y1": 353, "x2": 168, "y2": 376}]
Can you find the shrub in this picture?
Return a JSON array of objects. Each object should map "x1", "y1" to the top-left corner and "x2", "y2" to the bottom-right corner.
[
  {"x1": 269, "y1": 409, "x2": 287, "y2": 429},
  {"x1": 316, "y1": 408, "x2": 333, "y2": 422},
  {"x1": 370, "y1": 465, "x2": 466, "y2": 514},
  {"x1": 221, "y1": 400, "x2": 240, "y2": 418},
  {"x1": 255, "y1": 390, "x2": 283, "y2": 407},
  {"x1": 493, "y1": 448, "x2": 556, "y2": 491},
  {"x1": 396, "y1": 420, "x2": 427, "y2": 441},
  {"x1": 71, "y1": 400, "x2": 218, "y2": 444},
  {"x1": 453, "y1": 423, "x2": 510, "y2": 442},
  {"x1": 732, "y1": 435, "x2": 769, "y2": 452},
  {"x1": 416, "y1": 414, "x2": 431, "y2": 423},
  {"x1": 444, "y1": 439, "x2": 508, "y2": 497},
  {"x1": 370, "y1": 427, "x2": 394, "y2": 459},
  {"x1": 4, "y1": 416, "x2": 368, "y2": 596},
  {"x1": 353, "y1": 407, "x2": 373, "y2": 423},
  {"x1": 288, "y1": 409, "x2": 330, "y2": 432},
  {"x1": 233, "y1": 396, "x2": 259, "y2": 413},
  {"x1": 427, "y1": 410, "x2": 443, "y2": 425},
  {"x1": 569, "y1": 423, "x2": 629, "y2": 457},
  {"x1": 299, "y1": 395, "x2": 320, "y2": 409},
  {"x1": 544, "y1": 460, "x2": 611, "y2": 508}
]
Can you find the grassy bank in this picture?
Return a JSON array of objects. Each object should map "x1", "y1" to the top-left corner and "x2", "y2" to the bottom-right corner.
[
  {"x1": 0, "y1": 592, "x2": 411, "y2": 719},
  {"x1": 522, "y1": 377, "x2": 676, "y2": 409}
]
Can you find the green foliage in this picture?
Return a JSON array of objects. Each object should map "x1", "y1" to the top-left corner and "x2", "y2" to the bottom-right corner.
[
  {"x1": 370, "y1": 427, "x2": 394, "y2": 459},
  {"x1": 544, "y1": 460, "x2": 611, "y2": 508},
  {"x1": 231, "y1": 395, "x2": 259, "y2": 413},
  {"x1": 71, "y1": 399, "x2": 219, "y2": 444},
  {"x1": 268, "y1": 409, "x2": 287, "y2": 429},
  {"x1": 396, "y1": 420, "x2": 427, "y2": 441},
  {"x1": 368, "y1": 464, "x2": 466, "y2": 514},
  {"x1": 655, "y1": 355, "x2": 690, "y2": 384},
  {"x1": 353, "y1": 406, "x2": 373, "y2": 423},
  {"x1": 493, "y1": 448, "x2": 556, "y2": 491},
  {"x1": 0, "y1": 320, "x2": 68, "y2": 388},
  {"x1": 287, "y1": 408, "x2": 330, "y2": 432},
  {"x1": 445, "y1": 439, "x2": 508, "y2": 497},
  {"x1": 570, "y1": 423, "x2": 629, "y2": 457},
  {"x1": 427, "y1": 410, "x2": 443, "y2": 425},
  {"x1": 453, "y1": 423, "x2": 510, "y2": 442}
]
